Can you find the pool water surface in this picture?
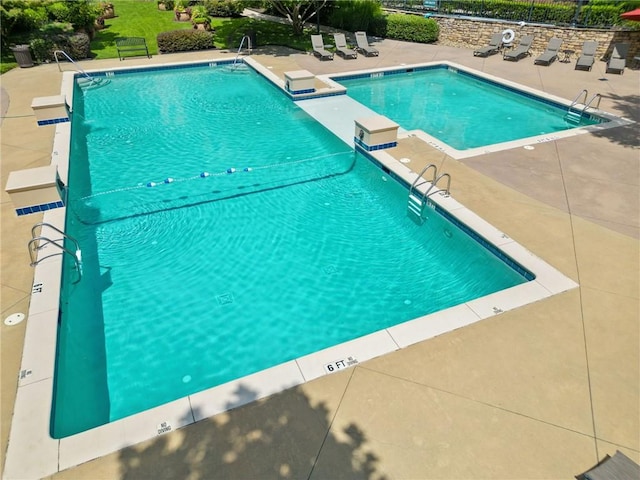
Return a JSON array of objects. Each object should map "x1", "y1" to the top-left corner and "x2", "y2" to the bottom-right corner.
[
  {"x1": 335, "y1": 66, "x2": 600, "y2": 150},
  {"x1": 53, "y1": 63, "x2": 532, "y2": 437}
]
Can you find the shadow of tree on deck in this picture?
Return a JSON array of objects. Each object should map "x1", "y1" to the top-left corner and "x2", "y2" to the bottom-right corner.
[
  {"x1": 590, "y1": 93, "x2": 640, "y2": 148},
  {"x1": 118, "y1": 382, "x2": 388, "y2": 480}
]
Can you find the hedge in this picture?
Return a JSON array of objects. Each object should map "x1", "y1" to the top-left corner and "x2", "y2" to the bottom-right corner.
[
  {"x1": 385, "y1": 13, "x2": 439, "y2": 43},
  {"x1": 157, "y1": 29, "x2": 215, "y2": 53},
  {"x1": 29, "y1": 31, "x2": 90, "y2": 62}
]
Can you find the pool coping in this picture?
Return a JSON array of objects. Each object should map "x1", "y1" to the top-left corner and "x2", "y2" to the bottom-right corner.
[{"x1": 4, "y1": 57, "x2": 580, "y2": 480}]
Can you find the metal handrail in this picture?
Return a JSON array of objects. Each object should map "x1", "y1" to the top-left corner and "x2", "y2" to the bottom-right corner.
[
  {"x1": 29, "y1": 222, "x2": 82, "y2": 283},
  {"x1": 31, "y1": 222, "x2": 81, "y2": 253},
  {"x1": 568, "y1": 89, "x2": 588, "y2": 109},
  {"x1": 582, "y1": 93, "x2": 602, "y2": 113},
  {"x1": 53, "y1": 50, "x2": 95, "y2": 84},
  {"x1": 409, "y1": 163, "x2": 438, "y2": 198},
  {"x1": 28, "y1": 237, "x2": 82, "y2": 283},
  {"x1": 423, "y1": 172, "x2": 452, "y2": 201},
  {"x1": 566, "y1": 90, "x2": 601, "y2": 123},
  {"x1": 232, "y1": 35, "x2": 252, "y2": 67}
]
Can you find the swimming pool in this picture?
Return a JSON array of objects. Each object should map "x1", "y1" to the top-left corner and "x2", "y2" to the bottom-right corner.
[
  {"x1": 5, "y1": 58, "x2": 583, "y2": 479},
  {"x1": 332, "y1": 64, "x2": 604, "y2": 154},
  {"x1": 52, "y1": 61, "x2": 533, "y2": 437}
]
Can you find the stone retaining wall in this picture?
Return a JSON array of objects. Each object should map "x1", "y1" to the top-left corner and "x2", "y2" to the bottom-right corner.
[{"x1": 433, "y1": 17, "x2": 640, "y2": 62}]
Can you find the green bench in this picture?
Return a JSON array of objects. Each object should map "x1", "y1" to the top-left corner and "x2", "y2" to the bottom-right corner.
[{"x1": 115, "y1": 37, "x2": 151, "y2": 61}]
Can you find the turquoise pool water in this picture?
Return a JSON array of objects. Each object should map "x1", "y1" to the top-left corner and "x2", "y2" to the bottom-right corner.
[
  {"x1": 53, "y1": 63, "x2": 531, "y2": 437},
  {"x1": 336, "y1": 66, "x2": 600, "y2": 150}
]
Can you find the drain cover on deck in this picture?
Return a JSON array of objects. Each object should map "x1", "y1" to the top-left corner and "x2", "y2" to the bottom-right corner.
[{"x1": 4, "y1": 313, "x2": 25, "y2": 326}]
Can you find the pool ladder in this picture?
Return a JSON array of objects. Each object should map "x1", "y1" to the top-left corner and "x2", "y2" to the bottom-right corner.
[
  {"x1": 565, "y1": 89, "x2": 602, "y2": 124},
  {"x1": 407, "y1": 164, "x2": 451, "y2": 225},
  {"x1": 28, "y1": 222, "x2": 82, "y2": 283},
  {"x1": 54, "y1": 50, "x2": 98, "y2": 86},
  {"x1": 231, "y1": 35, "x2": 252, "y2": 68}
]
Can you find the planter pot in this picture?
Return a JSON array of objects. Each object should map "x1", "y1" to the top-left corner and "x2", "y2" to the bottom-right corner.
[
  {"x1": 175, "y1": 11, "x2": 191, "y2": 21},
  {"x1": 193, "y1": 22, "x2": 211, "y2": 31},
  {"x1": 102, "y1": 6, "x2": 115, "y2": 18}
]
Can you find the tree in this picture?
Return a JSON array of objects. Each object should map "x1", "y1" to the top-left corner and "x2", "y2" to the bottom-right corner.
[{"x1": 266, "y1": 0, "x2": 328, "y2": 35}]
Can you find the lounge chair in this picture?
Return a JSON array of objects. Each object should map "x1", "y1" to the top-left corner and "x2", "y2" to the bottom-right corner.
[
  {"x1": 355, "y1": 31, "x2": 379, "y2": 57},
  {"x1": 575, "y1": 41, "x2": 598, "y2": 71},
  {"x1": 311, "y1": 34, "x2": 333, "y2": 61},
  {"x1": 534, "y1": 37, "x2": 563, "y2": 65},
  {"x1": 606, "y1": 43, "x2": 629, "y2": 74},
  {"x1": 333, "y1": 33, "x2": 357, "y2": 59},
  {"x1": 473, "y1": 33, "x2": 503, "y2": 57},
  {"x1": 575, "y1": 450, "x2": 640, "y2": 480},
  {"x1": 503, "y1": 35, "x2": 534, "y2": 61}
]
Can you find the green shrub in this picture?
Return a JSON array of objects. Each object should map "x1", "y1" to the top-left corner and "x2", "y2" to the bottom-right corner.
[
  {"x1": 203, "y1": 0, "x2": 245, "y2": 18},
  {"x1": 29, "y1": 37, "x2": 52, "y2": 63},
  {"x1": 580, "y1": 4, "x2": 626, "y2": 28},
  {"x1": 46, "y1": 0, "x2": 99, "y2": 32},
  {"x1": 327, "y1": 0, "x2": 383, "y2": 33},
  {"x1": 369, "y1": 14, "x2": 388, "y2": 37},
  {"x1": 41, "y1": 21, "x2": 74, "y2": 35},
  {"x1": 67, "y1": 31, "x2": 90, "y2": 58},
  {"x1": 157, "y1": 29, "x2": 215, "y2": 52},
  {"x1": 385, "y1": 14, "x2": 439, "y2": 43},
  {"x1": 28, "y1": 30, "x2": 90, "y2": 62}
]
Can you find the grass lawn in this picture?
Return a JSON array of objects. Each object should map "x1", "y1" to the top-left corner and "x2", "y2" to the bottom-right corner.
[
  {"x1": 92, "y1": 0, "x2": 312, "y2": 59},
  {"x1": 1, "y1": 1, "x2": 314, "y2": 73}
]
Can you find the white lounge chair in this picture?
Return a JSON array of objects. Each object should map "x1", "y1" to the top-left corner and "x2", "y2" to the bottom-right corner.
[
  {"x1": 355, "y1": 31, "x2": 379, "y2": 57},
  {"x1": 333, "y1": 33, "x2": 357, "y2": 59},
  {"x1": 311, "y1": 34, "x2": 333, "y2": 61}
]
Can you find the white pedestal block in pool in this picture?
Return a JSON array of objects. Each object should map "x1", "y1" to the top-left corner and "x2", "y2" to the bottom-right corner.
[
  {"x1": 284, "y1": 70, "x2": 315, "y2": 94},
  {"x1": 31, "y1": 95, "x2": 69, "y2": 126},
  {"x1": 5, "y1": 165, "x2": 64, "y2": 216},
  {"x1": 354, "y1": 115, "x2": 399, "y2": 151}
]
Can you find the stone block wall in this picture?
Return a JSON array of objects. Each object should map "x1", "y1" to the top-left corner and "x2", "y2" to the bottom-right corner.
[{"x1": 434, "y1": 17, "x2": 640, "y2": 62}]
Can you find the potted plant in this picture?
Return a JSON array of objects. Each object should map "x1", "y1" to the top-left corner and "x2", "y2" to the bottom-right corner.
[
  {"x1": 174, "y1": 0, "x2": 191, "y2": 21},
  {"x1": 157, "y1": 0, "x2": 174, "y2": 10},
  {"x1": 99, "y1": 2, "x2": 115, "y2": 19},
  {"x1": 190, "y1": 5, "x2": 211, "y2": 31}
]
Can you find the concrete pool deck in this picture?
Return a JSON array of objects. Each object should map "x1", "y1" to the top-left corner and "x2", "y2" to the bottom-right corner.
[{"x1": 1, "y1": 36, "x2": 638, "y2": 479}]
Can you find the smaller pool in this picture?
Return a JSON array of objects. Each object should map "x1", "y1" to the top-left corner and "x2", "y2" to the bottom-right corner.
[{"x1": 335, "y1": 65, "x2": 602, "y2": 151}]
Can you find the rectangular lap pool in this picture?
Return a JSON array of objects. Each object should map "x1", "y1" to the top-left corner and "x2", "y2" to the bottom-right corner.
[{"x1": 54, "y1": 61, "x2": 534, "y2": 437}]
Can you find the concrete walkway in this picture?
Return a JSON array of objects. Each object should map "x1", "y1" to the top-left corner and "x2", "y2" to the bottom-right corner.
[{"x1": 1, "y1": 33, "x2": 638, "y2": 479}]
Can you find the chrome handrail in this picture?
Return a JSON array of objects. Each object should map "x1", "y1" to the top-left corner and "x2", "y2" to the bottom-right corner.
[
  {"x1": 232, "y1": 35, "x2": 252, "y2": 67},
  {"x1": 29, "y1": 222, "x2": 82, "y2": 283},
  {"x1": 423, "y1": 172, "x2": 452, "y2": 201},
  {"x1": 409, "y1": 163, "x2": 438, "y2": 198},
  {"x1": 31, "y1": 222, "x2": 81, "y2": 253},
  {"x1": 28, "y1": 237, "x2": 82, "y2": 283},
  {"x1": 582, "y1": 93, "x2": 602, "y2": 113},
  {"x1": 569, "y1": 89, "x2": 588, "y2": 109},
  {"x1": 54, "y1": 50, "x2": 95, "y2": 84}
]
